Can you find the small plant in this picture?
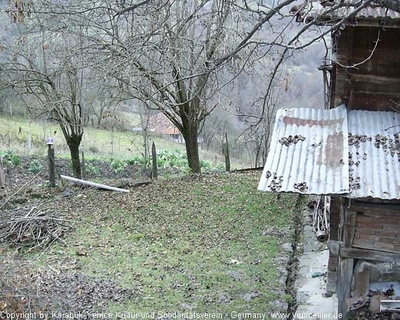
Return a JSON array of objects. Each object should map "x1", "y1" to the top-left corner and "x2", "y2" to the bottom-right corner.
[
  {"x1": 200, "y1": 159, "x2": 211, "y2": 170},
  {"x1": 110, "y1": 159, "x2": 126, "y2": 174},
  {"x1": 29, "y1": 159, "x2": 43, "y2": 174},
  {"x1": 214, "y1": 163, "x2": 225, "y2": 172},
  {"x1": 126, "y1": 158, "x2": 136, "y2": 165},
  {"x1": 157, "y1": 150, "x2": 188, "y2": 169},
  {"x1": 0, "y1": 150, "x2": 21, "y2": 167},
  {"x1": 129, "y1": 156, "x2": 149, "y2": 167},
  {"x1": 86, "y1": 163, "x2": 100, "y2": 175}
]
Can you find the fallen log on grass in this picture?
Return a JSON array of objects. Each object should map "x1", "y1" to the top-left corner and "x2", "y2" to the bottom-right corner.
[{"x1": 60, "y1": 175, "x2": 130, "y2": 193}]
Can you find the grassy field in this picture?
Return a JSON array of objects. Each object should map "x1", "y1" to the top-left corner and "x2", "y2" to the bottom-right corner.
[
  {"x1": 0, "y1": 115, "x2": 247, "y2": 168},
  {"x1": 0, "y1": 115, "x2": 184, "y2": 158},
  {"x1": 1, "y1": 172, "x2": 300, "y2": 316}
]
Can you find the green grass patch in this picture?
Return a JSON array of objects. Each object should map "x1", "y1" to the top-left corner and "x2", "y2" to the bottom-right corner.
[
  {"x1": 28, "y1": 172, "x2": 297, "y2": 313},
  {"x1": 0, "y1": 115, "x2": 246, "y2": 169}
]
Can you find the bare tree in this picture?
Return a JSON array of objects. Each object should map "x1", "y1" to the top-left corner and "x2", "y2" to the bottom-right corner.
[
  {"x1": 0, "y1": 1, "x2": 95, "y2": 178},
  {"x1": 73, "y1": 0, "x2": 298, "y2": 173},
  {"x1": 2, "y1": 0, "x2": 398, "y2": 174}
]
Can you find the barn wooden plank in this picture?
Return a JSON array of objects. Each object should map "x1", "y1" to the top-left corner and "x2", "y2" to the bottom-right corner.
[
  {"x1": 337, "y1": 257, "x2": 354, "y2": 318},
  {"x1": 340, "y1": 247, "x2": 400, "y2": 262}
]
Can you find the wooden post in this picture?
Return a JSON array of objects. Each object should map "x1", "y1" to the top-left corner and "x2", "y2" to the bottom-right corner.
[
  {"x1": 0, "y1": 157, "x2": 5, "y2": 189},
  {"x1": 343, "y1": 209, "x2": 357, "y2": 248},
  {"x1": 111, "y1": 127, "x2": 115, "y2": 155},
  {"x1": 152, "y1": 142, "x2": 158, "y2": 180},
  {"x1": 47, "y1": 138, "x2": 56, "y2": 187},
  {"x1": 336, "y1": 203, "x2": 356, "y2": 318},
  {"x1": 81, "y1": 150, "x2": 86, "y2": 180},
  {"x1": 27, "y1": 134, "x2": 32, "y2": 157},
  {"x1": 223, "y1": 132, "x2": 230, "y2": 172},
  {"x1": 337, "y1": 257, "x2": 354, "y2": 318}
]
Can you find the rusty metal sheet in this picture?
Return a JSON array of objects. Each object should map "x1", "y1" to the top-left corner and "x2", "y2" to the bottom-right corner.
[
  {"x1": 258, "y1": 105, "x2": 400, "y2": 200},
  {"x1": 258, "y1": 105, "x2": 350, "y2": 195},
  {"x1": 347, "y1": 109, "x2": 400, "y2": 199}
]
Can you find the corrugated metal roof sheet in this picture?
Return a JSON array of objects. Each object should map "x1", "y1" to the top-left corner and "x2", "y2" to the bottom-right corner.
[
  {"x1": 302, "y1": 0, "x2": 400, "y2": 24},
  {"x1": 258, "y1": 105, "x2": 350, "y2": 196},
  {"x1": 347, "y1": 109, "x2": 400, "y2": 199},
  {"x1": 258, "y1": 105, "x2": 400, "y2": 200}
]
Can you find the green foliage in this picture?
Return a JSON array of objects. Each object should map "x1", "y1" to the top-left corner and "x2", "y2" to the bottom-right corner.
[
  {"x1": 151, "y1": 149, "x2": 226, "y2": 173},
  {"x1": 110, "y1": 159, "x2": 126, "y2": 174},
  {"x1": 32, "y1": 173, "x2": 298, "y2": 313},
  {"x1": 157, "y1": 149, "x2": 188, "y2": 168},
  {"x1": 126, "y1": 149, "x2": 223, "y2": 173},
  {"x1": 85, "y1": 162, "x2": 100, "y2": 175},
  {"x1": 128, "y1": 155, "x2": 149, "y2": 166},
  {"x1": 28, "y1": 159, "x2": 43, "y2": 174},
  {"x1": 0, "y1": 150, "x2": 21, "y2": 167},
  {"x1": 199, "y1": 159, "x2": 211, "y2": 170}
]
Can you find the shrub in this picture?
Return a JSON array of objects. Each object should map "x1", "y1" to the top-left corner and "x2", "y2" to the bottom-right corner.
[
  {"x1": 29, "y1": 159, "x2": 43, "y2": 174},
  {"x1": 200, "y1": 159, "x2": 211, "y2": 170},
  {"x1": 0, "y1": 150, "x2": 21, "y2": 167},
  {"x1": 110, "y1": 159, "x2": 126, "y2": 174},
  {"x1": 157, "y1": 150, "x2": 188, "y2": 168},
  {"x1": 126, "y1": 155, "x2": 150, "y2": 167},
  {"x1": 86, "y1": 163, "x2": 100, "y2": 175}
]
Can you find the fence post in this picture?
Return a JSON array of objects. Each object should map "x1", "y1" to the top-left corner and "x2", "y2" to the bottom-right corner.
[
  {"x1": 46, "y1": 137, "x2": 56, "y2": 187},
  {"x1": 152, "y1": 142, "x2": 158, "y2": 180},
  {"x1": 223, "y1": 132, "x2": 231, "y2": 172},
  {"x1": 27, "y1": 134, "x2": 32, "y2": 157},
  {"x1": 0, "y1": 157, "x2": 5, "y2": 189},
  {"x1": 81, "y1": 150, "x2": 86, "y2": 180}
]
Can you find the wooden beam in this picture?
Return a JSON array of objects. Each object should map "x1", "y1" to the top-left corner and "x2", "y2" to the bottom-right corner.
[
  {"x1": 328, "y1": 240, "x2": 342, "y2": 256},
  {"x1": 337, "y1": 257, "x2": 354, "y2": 317},
  {"x1": 329, "y1": 240, "x2": 400, "y2": 263},
  {"x1": 344, "y1": 27, "x2": 354, "y2": 109},
  {"x1": 351, "y1": 74, "x2": 400, "y2": 86},
  {"x1": 343, "y1": 210, "x2": 357, "y2": 248},
  {"x1": 348, "y1": 201, "x2": 400, "y2": 212},
  {"x1": 340, "y1": 247, "x2": 400, "y2": 263}
]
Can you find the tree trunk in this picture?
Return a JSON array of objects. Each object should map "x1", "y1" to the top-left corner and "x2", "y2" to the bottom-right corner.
[
  {"x1": 182, "y1": 129, "x2": 201, "y2": 174},
  {"x1": 65, "y1": 133, "x2": 83, "y2": 178}
]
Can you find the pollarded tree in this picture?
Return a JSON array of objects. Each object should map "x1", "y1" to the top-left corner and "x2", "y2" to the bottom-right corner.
[
  {"x1": 0, "y1": 1, "x2": 96, "y2": 178},
  {"x1": 77, "y1": 0, "x2": 295, "y2": 173}
]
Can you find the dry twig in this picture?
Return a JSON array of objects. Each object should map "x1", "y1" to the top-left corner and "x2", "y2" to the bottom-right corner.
[{"x1": 0, "y1": 205, "x2": 73, "y2": 249}]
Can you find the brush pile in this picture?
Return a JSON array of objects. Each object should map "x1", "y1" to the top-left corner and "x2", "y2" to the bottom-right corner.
[{"x1": 0, "y1": 205, "x2": 73, "y2": 249}]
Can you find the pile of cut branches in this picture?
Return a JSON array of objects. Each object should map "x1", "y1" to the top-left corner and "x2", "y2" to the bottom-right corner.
[{"x1": 0, "y1": 206, "x2": 73, "y2": 249}]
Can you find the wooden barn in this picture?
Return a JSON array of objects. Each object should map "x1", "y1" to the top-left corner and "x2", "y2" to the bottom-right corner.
[{"x1": 259, "y1": 1, "x2": 400, "y2": 317}]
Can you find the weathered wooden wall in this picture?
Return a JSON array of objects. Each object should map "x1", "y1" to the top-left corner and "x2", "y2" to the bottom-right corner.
[
  {"x1": 353, "y1": 209, "x2": 400, "y2": 252},
  {"x1": 329, "y1": 199, "x2": 400, "y2": 316},
  {"x1": 332, "y1": 26, "x2": 400, "y2": 111}
]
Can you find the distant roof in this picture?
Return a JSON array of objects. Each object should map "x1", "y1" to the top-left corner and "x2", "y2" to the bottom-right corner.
[
  {"x1": 258, "y1": 105, "x2": 400, "y2": 200},
  {"x1": 148, "y1": 112, "x2": 180, "y2": 135},
  {"x1": 297, "y1": 0, "x2": 400, "y2": 26}
]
